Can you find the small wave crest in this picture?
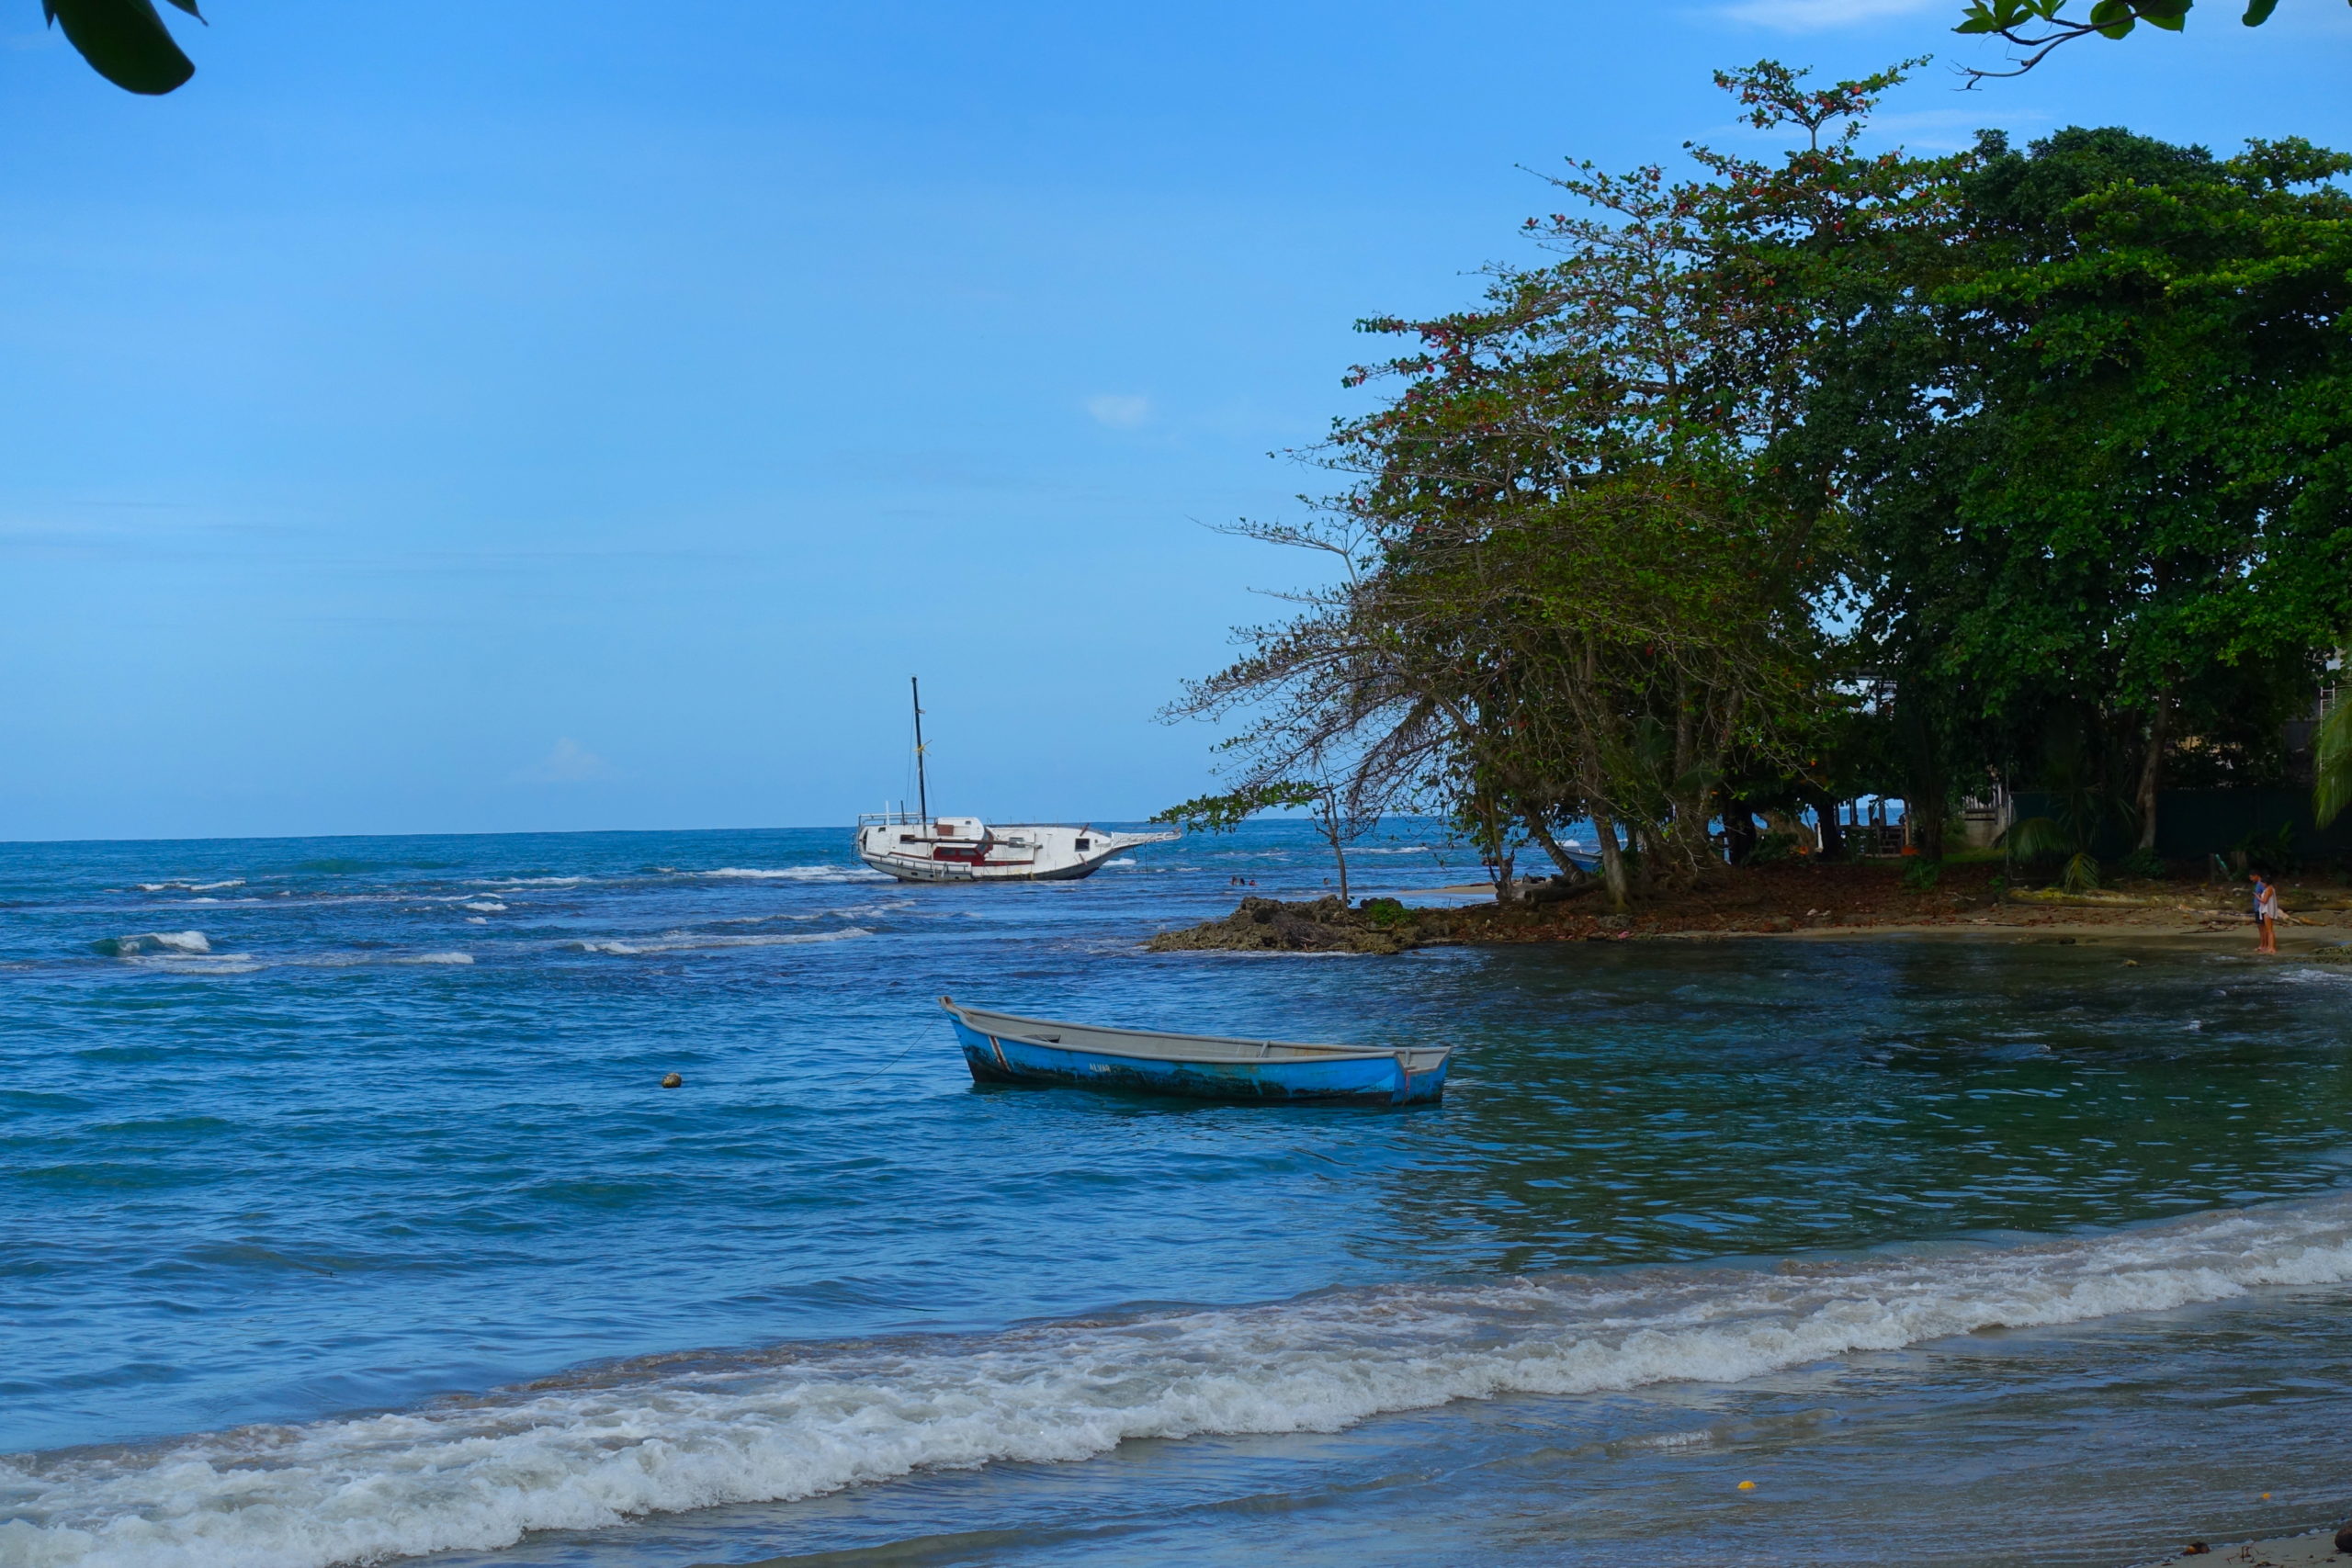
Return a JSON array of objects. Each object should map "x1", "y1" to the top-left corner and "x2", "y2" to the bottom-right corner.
[
  {"x1": 568, "y1": 927, "x2": 873, "y2": 957},
  {"x1": 89, "y1": 931, "x2": 210, "y2": 958},
  {"x1": 133, "y1": 880, "x2": 244, "y2": 893},
  {"x1": 693, "y1": 866, "x2": 888, "y2": 883},
  {"x1": 11, "y1": 1193, "x2": 2352, "y2": 1568}
]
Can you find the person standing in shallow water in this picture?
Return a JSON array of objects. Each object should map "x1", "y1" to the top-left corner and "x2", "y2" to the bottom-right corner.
[{"x1": 2249, "y1": 871, "x2": 2280, "y2": 954}]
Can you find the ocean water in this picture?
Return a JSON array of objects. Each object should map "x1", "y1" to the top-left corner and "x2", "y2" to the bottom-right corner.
[{"x1": 3, "y1": 823, "x2": 2350, "y2": 1568}]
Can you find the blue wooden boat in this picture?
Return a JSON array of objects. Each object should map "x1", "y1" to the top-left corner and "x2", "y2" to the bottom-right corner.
[{"x1": 940, "y1": 998, "x2": 1451, "y2": 1106}]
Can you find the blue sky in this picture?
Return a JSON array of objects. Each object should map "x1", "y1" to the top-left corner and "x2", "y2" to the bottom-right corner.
[{"x1": 2, "y1": 0, "x2": 2346, "y2": 840}]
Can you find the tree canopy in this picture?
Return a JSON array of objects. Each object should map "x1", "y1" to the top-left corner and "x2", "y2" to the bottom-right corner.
[{"x1": 1173, "y1": 62, "x2": 2352, "y2": 905}]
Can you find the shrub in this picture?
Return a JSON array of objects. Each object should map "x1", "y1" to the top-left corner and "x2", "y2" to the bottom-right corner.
[
  {"x1": 1359, "y1": 897, "x2": 1411, "y2": 929},
  {"x1": 1749, "y1": 830, "x2": 1800, "y2": 865},
  {"x1": 2118, "y1": 847, "x2": 2166, "y2": 881},
  {"x1": 1901, "y1": 858, "x2": 1942, "y2": 892}
]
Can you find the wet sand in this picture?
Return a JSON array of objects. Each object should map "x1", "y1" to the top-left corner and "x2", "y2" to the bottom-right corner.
[{"x1": 2142, "y1": 1529, "x2": 2346, "y2": 1564}]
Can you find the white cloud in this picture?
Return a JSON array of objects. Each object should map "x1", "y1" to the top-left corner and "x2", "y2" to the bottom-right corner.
[
  {"x1": 1084, "y1": 393, "x2": 1152, "y2": 429},
  {"x1": 516, "y1": 738, "x2": 612, "y2": 784},
  {"x1": 1716, "y1": 0, "x2": 1940, "y2": 29}
]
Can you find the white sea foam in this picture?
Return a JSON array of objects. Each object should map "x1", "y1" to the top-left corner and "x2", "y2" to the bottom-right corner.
[
  {"x1": 7, "y1": 1193, "x2": 2352, "y2": 1568},
  {"x1": 460, "y1": 901, "x2": 507, "y2": 913},
  {"x1": 692, "y1": 866, "x2": 888, "y2": 883},
  {"x1": 710, "y1": 901, "x2": 912, "y2": 926},
  {"x1": 568, "y1": 928, "x2": 874, "y2": 957},
  {"x1": 133, "y1": 880, "x2": 244, "y2": 893},
  {"x1": 91, "y1": 931, "x2": 211, "y2": 958},
  {"x1": 87, "y1": 941, "x2": 483, "y2": 976}
]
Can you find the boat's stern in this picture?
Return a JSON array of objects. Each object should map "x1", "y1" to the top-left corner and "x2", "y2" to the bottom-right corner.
[{"x1": 1392, "y1": 1048, "x2": 1452, "y2": 1105}]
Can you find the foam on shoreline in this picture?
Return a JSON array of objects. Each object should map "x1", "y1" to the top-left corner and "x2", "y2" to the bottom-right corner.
[{"x1": 7, "y1": 1192, "x2": 2352, "y2": 1568}]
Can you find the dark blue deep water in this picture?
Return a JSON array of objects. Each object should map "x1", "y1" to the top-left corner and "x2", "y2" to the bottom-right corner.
[{"x1": 4, "y1": 824, "x2": 2351, "y2": 1568}]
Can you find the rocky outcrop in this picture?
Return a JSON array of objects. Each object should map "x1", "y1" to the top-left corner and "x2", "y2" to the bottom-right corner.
[{"x1": 1144, "y1": 896, "x2": 1440, "y2": 955}]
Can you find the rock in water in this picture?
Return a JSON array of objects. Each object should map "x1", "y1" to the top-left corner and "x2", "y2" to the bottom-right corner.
[
  {"x1": 661, "y1": 1072, "x2": 683, "y2": 1089},
  {"x1": 1144, "y1": 896, "x2": 1430, "y2": 955}
]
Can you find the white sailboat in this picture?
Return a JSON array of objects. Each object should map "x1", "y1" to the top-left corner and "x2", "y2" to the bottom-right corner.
[{"x1": 854, "y1": 679, "x2": 1176, "y2": 884}]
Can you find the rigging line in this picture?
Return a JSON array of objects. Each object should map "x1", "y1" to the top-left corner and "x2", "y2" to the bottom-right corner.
[{"x1": 834, "y1": 1034, "x2": 926, "y2": 1089}]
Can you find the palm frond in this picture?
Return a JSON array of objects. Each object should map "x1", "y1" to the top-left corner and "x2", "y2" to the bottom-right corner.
[{"x1": 2316, "y1": 694, "x2": 2352, "y2": 829}]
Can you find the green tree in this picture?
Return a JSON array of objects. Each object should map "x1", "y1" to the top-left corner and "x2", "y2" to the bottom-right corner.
[
  {"x1": 1790, "y1": 126, "x2": 2352, "y2": 852},
  {"x1": 1168, "y1": 62, "x2": 1940, "y2": 911},
  {"x1": 46, "y1": 0, "x2": 202, "y2": 95}
]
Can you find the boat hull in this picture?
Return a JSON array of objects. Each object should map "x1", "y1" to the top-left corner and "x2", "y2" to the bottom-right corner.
[
  {"x1": 854, "y1": 821, "x2": 1176, "y2": 884},
  {"x1": 945, "y1": 1012, "x2": 1449, "y2": 1107},
  {"x1": 857, "y1": 851, "x2": 1121, "y2": 884}
]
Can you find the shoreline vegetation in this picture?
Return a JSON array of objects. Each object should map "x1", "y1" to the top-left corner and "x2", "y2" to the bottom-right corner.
[
  {"x1": 1153, "y1": 59, "x2": 2352, "y2": 918},
  {"x1": 1146, "y1": 860, "x2": 2352, "y2": 954}
]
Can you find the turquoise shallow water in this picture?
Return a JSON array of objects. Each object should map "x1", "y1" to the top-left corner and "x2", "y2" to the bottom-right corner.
[{"x1": 4, "y1": 825, "x2": 2351, "y2": 1567}]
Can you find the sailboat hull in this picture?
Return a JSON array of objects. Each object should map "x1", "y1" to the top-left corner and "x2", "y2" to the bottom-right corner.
[{"x1": 854, "y1": 818, "x2": 1174, "y2": 883}]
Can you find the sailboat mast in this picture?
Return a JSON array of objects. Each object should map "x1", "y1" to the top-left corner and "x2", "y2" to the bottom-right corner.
[{"x1": 910, "y1": 675, "x2": 929, "y2": 825}]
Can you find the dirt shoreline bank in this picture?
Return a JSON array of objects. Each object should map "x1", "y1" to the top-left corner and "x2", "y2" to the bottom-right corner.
[
  {"x1": 2142, "y1": 1527, "x2": 2349, "y2": 1565},
  {"x1": 1146, "y1": 861, "x2": 2352, "y2": 955}
]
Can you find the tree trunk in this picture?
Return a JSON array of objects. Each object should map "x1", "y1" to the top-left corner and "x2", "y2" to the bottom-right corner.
[
  {"x1": 1591, "y1": 807, "x2": 1631, "y2": 909},
  {"x1": 1812, "y1": 795, "x2": 1845, "y2": 859},
  {"x1": 1719, "y1": 791, "x2": 1758, "y2": 865},
  {"x1": 1908, "y1": 782, "x2": 1947, "y2": 862},
  {"x1": 1475, "y1": 792, "x2": 1521, "y2": 904},
  {"x1": 2136, "y1": 699, "x2": 2169, "y2": 852},
  {"x1": 1319, "y1": 792, "x2": 1351, "y2": 905},
  {"x1": 1523, "y1": 815, "x2": 1593, "y2": 886},
  {"x1": 1490, "y1": 846, "x2": 1519, "y2": 903}
]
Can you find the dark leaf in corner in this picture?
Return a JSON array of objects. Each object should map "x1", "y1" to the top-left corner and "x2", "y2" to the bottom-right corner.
[{"x1": 46, "y1": 0, "x2": 196, "y2": 95}]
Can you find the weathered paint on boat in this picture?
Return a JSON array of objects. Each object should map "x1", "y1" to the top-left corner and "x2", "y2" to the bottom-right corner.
[{"x1": 940, "y1": 998, "x2": 1451, "y2": 1106}]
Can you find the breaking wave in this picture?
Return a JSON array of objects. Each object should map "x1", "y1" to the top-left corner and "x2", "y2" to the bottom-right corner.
[
  {"x1": 89, "y1": 931, "x2": 211, "y2": 958},
  {"x1": 691, "y1": 866, "x2": 888, "y2": 883},
  {"x1": 568, "y1": 927, "x2": 874, "y2": 957},
  {"x1": 132, "y1": 880, "x2": 244, "y2": 893},
  {"x1": 8, "y1": 1192, "x2": 2352, "y2": 1568},
  {"x1": 81, "y1": 937, "x2": 476, "y2": 975}
]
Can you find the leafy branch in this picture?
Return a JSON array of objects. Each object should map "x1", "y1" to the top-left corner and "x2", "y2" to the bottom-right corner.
[
  {"x1": 1149, "y1": 782, "x2": 1326, "y2": 835},
  {"x1": 1952, "y1": 0, "x2": 2330, "y2": 85}
]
